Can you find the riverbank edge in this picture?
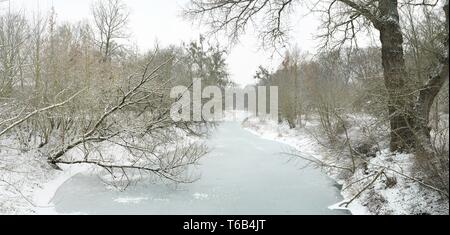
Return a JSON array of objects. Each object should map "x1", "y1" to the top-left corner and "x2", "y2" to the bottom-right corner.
[
  {"x1": 29, "y1": 112, "x2": 358, "y2": 215},
  {"x1": 14, "y1": 112, "x2": 447, "y2": 215},
  {"x1": 240, "y1": 116, "x2": 448, "y2": 215},
  {"x1": 240, "y1": 118, "x2": 367, "y2": 215},
  {"x1": 32, "y1": 165, "x2": 92, "y2": 215}
]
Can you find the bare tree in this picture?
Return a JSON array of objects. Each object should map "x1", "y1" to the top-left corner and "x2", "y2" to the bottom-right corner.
[
  {"x1": 0, "y1": 90, "x2": 84, "y2": 138},
  {"x1": 186, "y1": 0, "x2": 449, "y2": 154},
  {"x1": 91, "y1": 0, "x2": 130, "y2": 62},
  {"x1": 0, "y1": 12, "x2": 28, "y2": 96},
  {"x1": 28, "y1": 10, "x2": 48, "y2": 96},
  {"x1": 43, "y1": 55, "x2": 208, "y2": 184}
]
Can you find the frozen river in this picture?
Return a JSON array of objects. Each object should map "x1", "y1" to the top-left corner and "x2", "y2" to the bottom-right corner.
[{"x1": 51, "y1": 122, "x2": 349, "y2": 215}]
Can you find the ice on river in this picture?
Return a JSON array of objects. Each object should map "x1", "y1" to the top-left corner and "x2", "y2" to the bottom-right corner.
[{"x1": 51, "y1": 122, "x2": 349, "y2": 215}]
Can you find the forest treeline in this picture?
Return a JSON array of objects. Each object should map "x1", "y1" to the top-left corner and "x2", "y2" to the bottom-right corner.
[
  {"x1": 0, "y1": 0, "x2": 230, "y2": 184},
  {"x1": 243, "y1": 1, "x2": 449, "y2": 197}
]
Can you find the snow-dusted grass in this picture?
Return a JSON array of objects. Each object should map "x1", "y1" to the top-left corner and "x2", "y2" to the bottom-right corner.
[{"x1": 242, "y1": 114, "x2": 449, "y2": 215}]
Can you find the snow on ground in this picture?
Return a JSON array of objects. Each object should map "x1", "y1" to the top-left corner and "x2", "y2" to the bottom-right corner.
[
  {"x1": 0, "y1": 125, "x2": 205, "y2": 215},
  {"x1": 242, "y1": 114, "x2": 449, "y2": 215},
  {"x1": 0, "y1": 136, "x2": 94, "y2": 214},
  {"x1": 0, "y1": 144, "x2": 60, "y2": 214},
  {"x1": 241, "y1": 116, "x2": 369, "y2": 215},
  {"x1": 1, "y1": 110, "x2": 448, "y2": 215},
  {"x1": 32, "y1": 164, "x2": 92, "y2": 214}
]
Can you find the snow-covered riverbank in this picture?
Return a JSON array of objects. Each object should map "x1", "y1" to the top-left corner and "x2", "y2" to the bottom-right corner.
[
  {"x1": 1, "y1": 127, "x2": 204, "y2": 214},
  {"x1": 1, "y1": 111, "x2": 448, "y2": 215},
  {"x1": 0, "y1": 141, "x2": 89, "y2": 214},
  {"x1": 46, "y1": 121, "x2": 348, "y2": 215},
  {"x1": 241, "y1": 116, "x2": 449, "y2": 215},
  {"x1": 0, "y1": 145, "x2": 55, "y2": 214},
  {"x1": 32, "y1": 165, "x2": 91, "y2": 215}
]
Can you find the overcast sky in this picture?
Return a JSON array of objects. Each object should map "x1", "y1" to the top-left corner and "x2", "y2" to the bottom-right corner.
[{"x1": 3, "y1": 0, "x2": 321, "y2": 86}]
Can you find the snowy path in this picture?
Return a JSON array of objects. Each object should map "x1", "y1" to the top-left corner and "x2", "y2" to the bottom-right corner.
[{"x1": 49, "y1": 122, "x2": 349, "y2": 215}]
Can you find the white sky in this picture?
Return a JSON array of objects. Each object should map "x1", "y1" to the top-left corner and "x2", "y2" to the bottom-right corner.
[{"x1": 3, "y1": 0, "x2": 321, "y2": 86}]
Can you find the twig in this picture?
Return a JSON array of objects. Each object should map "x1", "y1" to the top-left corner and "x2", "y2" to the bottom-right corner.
[
  {"x1": 282, "y1": 152, "x2": 354, "y2": 172},
  {"x1": 340, "y1": 170, "x2": 384, "y2": 208},
  {"x1": 0, "y1": 89, "x2": 85, "y2": 137}
]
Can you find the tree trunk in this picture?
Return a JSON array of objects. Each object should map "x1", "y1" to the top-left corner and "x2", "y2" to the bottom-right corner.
[
  {"x1": 376, "y1": 0, "x2": 415, "y2": 152},
  {"x1": 413, "y1": 1, "x2": 449, "y2": 156}
]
